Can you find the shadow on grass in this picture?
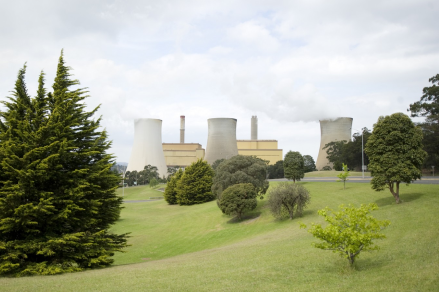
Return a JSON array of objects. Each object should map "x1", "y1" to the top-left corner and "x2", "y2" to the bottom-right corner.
[
  {"x1": 227, "y1": 212, "x2": 261, "y2": 224},
  {"x1": 375, "y1": 192, "x2": 424, "y2": 207}
]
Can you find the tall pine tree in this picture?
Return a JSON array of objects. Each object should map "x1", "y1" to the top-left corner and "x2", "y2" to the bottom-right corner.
[{"x1": 0, "y1": 51, "x2": 128, "y2": 276}]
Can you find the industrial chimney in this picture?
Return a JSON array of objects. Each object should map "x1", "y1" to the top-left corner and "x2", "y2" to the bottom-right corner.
[
  {"x1": 126, "y1": 118, "x2": 168, "y2": 178},
  {"x1": 251, "y1": 116, "x2": 258, "y2": 140},
  {"x1": 204, "y1": 118, "x2": 239, "y2": 164},
  {"x1": 180, "y1": 115, "x2": 185, "y2": 143},
  {"x1": 315, "y1": 117, "x2": 353, "y2": 170}
]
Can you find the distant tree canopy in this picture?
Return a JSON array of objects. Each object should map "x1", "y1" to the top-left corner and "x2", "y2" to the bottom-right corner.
[
  {"x1": 323, "y1": 128, "x2": 372, "y2": 171},
  {"x1": 176, "y1": 159, "x2": 214, "y2": 205},
  {"x1": 303, "y1": 155, "x2": 316, "y2": 173},
  {"x1": 268, "y1": 160, "x2": 284, "y2": 179},
  {"x1": 212, "y1": 158, "x2": 226, "y2": 172},
  {"x1": 0, "y1": 52, "x2": 128, "y2": 276},
  {"x1": 212, "y1": 155, "x2": 269, "y2": 201},
  {"x1": 283, "y1": 151, "x2": 304, "y2": 183},
  {"x1": 408, "y1": 73, "x2": 439, "y2": 170},
  {"x1": 365, "y1": 113, "x2": 427, "y2": 204}
]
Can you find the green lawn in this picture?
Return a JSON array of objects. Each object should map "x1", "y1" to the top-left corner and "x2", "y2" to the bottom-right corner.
[
  {"x1": 305, "y1": 171, "x2": 371, "y2": 177},
  {"x1": 1, "y1": 182, "x2": 438, "y2": 291}
]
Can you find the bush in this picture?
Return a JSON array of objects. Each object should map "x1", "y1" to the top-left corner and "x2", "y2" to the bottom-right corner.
[
  {"x1": 212, "y1": 155, "x2": 269, "y2": 201},
  {"x1": 321, "y1": 165, "x2": 332, "y2": 171},
  {"x1": 301, "y1": 203, "x2": 390, "y2": 266},
  {"x1": 176, "y1": 159, "x2": 214, "y2": 205},
  {"x1": 218, "y1": 183, "x2": 257, "y2": 220},
  {"x1": 150, "y1": 178, "x2": 159, "y2": 188},
  {"x1": 267, "y1": 182, "x2": 310, "y2": 219},
  {"x1": 164, "y1": 168, "x2": 183, "y2": 204}
]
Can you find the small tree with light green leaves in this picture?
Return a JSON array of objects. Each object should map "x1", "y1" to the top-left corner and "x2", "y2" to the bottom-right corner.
[
  {"x1": 337, "y1": 163, "x2": 350, "y2": 189},
  {"x1": 301, "y1": 203, "x2": 390, "y2": 266}
]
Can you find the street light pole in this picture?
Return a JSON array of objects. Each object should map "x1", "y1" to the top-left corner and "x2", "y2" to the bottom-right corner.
[{"x1": 362, "y1": 128, "x2": 364, "y2": 179}]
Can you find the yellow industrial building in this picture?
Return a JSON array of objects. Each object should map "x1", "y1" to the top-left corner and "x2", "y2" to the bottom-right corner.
[
  {"x1": 237, "y1": 140, "x2": 283, "y2": 165},
  {"x1": 162, "y1": 140, "x2": 282, "y2": 166},
  {"x1": 162, "y1": 143, "x2": 205, "y2": 167}
]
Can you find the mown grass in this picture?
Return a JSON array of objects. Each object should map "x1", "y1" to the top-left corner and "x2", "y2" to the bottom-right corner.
[
  {"x1": 117, "y1": 184, "x2": 165, "y2": 201},
  {"x1": 305, "y1": 171, "x2": 371, "y2": 177},
  {"x1": 1, "y1": 182, "x2": 438, "y2": 291}
]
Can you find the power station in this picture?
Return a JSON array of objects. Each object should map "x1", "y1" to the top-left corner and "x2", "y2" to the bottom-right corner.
[
  {"x1": 126, "y1": 118, "x2": 168, "y2": 178},
  {"x1": 315, "y1": 117, "x2": 353, "y2": 170},
  {"x1": 125, "y1": 115, "x2": 351, "y2": 174}
]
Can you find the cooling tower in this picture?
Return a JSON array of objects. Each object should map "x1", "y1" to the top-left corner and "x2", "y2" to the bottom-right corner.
[
  {"x1": 126, "y1": 118, "x2": 168, "y2": 178},
  {"x1": 316, "y1": 117, "x2": 353, "y2": 170},
  {"x1": 251, "y1": 116, "x2": 258, "y2": 140},
  {"x1": 180, "y1": 115, "x2": 185, "y2": 143},
  {"x1": 205, "y1": 118, "x2": 239, "y2": 164}
]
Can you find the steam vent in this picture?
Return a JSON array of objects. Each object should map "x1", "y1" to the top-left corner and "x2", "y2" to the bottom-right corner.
[
  {"x1": 315, "y1": 117, "x2": 353, "y2": 170},
  {"x1": 204, "y1": 118, "x2": 239, "y2": 164},
  {"x1": 126, "y1": 118, "x2": 168, "y2": 178}
]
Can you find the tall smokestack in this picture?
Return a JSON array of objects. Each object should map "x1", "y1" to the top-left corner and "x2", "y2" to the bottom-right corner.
[
  {"x1": 315, "y1": 117, "x2": 353, "y2": 170},
  {"x1": 251, "y1": 116, "x2": 258, "y2": 140},
  {"x1": 180, "y1": 115, "x2": 185, "y2": 143}
]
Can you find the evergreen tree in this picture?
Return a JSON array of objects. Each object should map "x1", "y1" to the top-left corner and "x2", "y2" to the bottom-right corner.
[
  {"x1": 164, "y1": 168, "x2": 183, "y2": 205},
  {"x1": 0, "y1": 52, "x2": 128, "y2": 276},
  {"x1": 176, "y1": 159, "x2": 214, "y2": 205}
]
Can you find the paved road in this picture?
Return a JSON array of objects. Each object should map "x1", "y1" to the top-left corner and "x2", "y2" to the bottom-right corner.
[{"x1": 269, "y1": 176, "x2": 439, "y2": 184}]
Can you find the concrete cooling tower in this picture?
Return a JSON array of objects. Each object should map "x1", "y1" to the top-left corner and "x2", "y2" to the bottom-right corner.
[
  {"x1": 316, "y1": 117, "x2": 353, "y2": 170},
  {"x1": 126, "y1": 118, "x2": 168, "y2": 178},
  {"x1": 205, "y1": 118, "x2": 239, "y2": 164}
]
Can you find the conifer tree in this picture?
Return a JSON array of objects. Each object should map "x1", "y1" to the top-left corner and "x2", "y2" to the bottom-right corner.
[{"x1": 0, "y1": 51, "x2": 128, "y2": 276}]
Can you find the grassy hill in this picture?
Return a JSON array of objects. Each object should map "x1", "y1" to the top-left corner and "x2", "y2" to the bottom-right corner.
[{"x1": 1, "y1": 182, "x2": 438, "y2": 291}]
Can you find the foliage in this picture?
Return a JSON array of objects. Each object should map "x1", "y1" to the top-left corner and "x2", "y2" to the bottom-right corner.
[
  {"x1": 365, "y1": 113, "x2": 427, "y2": 203},
  {"x1": 211, "y1": 158, "x2": 226, "y2": 172},
  {"x1": 408, "y1": 74, "x2": 439, "y2": 170},
  {"x1": 149, "y1": 178, "x2": 159, "y2": 188},
  {"x1": 303, "y1": 155, "x2": 316, "y2": 173},
  {"x1": 176, "y1": 159, "x2": 214, "y2": 205},
  {"x1": 337, "y1": 163, "x2": 350, "y2": 189},
  {"x1": 0, "y1": 53, "x2": 128, "y2": 276},
  {"x1": 166, "y1": 166, "x2": 179, "y2": 181},
  {"x1": 139, "y1": 165, "x2": 159, "y2": 185},
  {"x1": 301, "y1": 203, "x2": 390, "y2": 266},
  {"x1": 283, "y1": 151, "x2": 304, "y2": 182},
  {"x1": 218, "y1": 183, "x2": 257, "y2": 220},
  {"x1": 321, "y1": 165, "x2": 332, "y2": 171},
  {"x1": 267, "y1": 160, "x2": 284, "y2": 179},
  {"x1": 323, "y1": 129, "x2": 372, "y2": 171},
  {"x1": 267, "y1": 182, "x2": 310, "y2": 220},
  {"x1": 212, "y1": 155, "x2": 269, "y2": 201},
  {"x1": 164, "y1": 168, "x2": 183, "y2": 205}
]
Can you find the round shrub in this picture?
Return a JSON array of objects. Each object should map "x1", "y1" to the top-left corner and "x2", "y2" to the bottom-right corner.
[
  {"x1": 218, "y1": 183, "x2": 257, "y2": 220},
  {"x1": 268, "y1": 182, "x2": 310, "y2": 219}
]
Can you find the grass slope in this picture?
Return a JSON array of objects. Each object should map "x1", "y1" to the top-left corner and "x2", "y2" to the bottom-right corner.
[
  {"x1": 305, "y1": 171, "x2": 371, "y2": 177},
  {"x1": 1, "y1": 182, "x2": 438, "y2": 291}
]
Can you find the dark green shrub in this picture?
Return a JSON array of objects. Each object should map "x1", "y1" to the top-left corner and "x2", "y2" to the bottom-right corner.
[
  {"x1": 218, "y1": 183, "x2": 257, "y2": 220},
  {"x1": 176, "y1": 159, "x2": 214, "y2": 205},
  {"x1": 164, "y1": 168, "x2": 183, "y2": 204},
  {"x1": 212, "y1": 155, "x2": 268, "y2": 201}
]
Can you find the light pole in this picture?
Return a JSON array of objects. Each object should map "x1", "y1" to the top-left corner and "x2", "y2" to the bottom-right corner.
[
  {"x1": 432, "y1": 166, "x2": 435, "y2": 177},
  {"x1": 354, "y1": 128, "x2": 365, "y2": 179},
  {"x1": 120, "y1": 169, "x2": 126, "y2": 197}
]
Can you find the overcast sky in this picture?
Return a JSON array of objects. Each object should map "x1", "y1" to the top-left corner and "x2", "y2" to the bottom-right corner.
[{"x1": 1, "y1": 0, "x2": 438, "y2": 163}]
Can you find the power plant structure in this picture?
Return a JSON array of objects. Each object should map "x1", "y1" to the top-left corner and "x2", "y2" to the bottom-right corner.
[
  {"x1": 126, "y1": 118, "x2": 168, "y2": 178},
  {"x1": 237, "y1": 116, "x2": 283, "y2": 164},
  {"x1": 315, "y1": 117, "x2": 353, "y2": 170},
  {"x1": 204, "y1": 118, "x2": 239, "y2": 164}
]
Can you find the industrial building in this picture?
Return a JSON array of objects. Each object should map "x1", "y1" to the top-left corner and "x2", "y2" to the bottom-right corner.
[
  {"x1": 237, "y1": 140, "x2": 283, "y2": 165},
  {"x1": 315, "y1": 117, "x2": 353, "y2": 170}
]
